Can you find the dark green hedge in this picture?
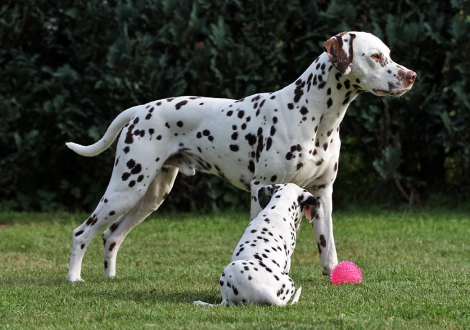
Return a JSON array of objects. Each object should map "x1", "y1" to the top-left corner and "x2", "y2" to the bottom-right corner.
[{"x1": 1, "y1": 0, "x2": 469, "y2": 211}]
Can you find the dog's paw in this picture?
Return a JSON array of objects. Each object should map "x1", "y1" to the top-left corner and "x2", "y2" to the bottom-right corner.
[
  {"x1": 193, "y1": 301, "x2": 217, "y2": 307},
  {"x1": 67, "y1": 275, "x2": 85, "y2": 283}
]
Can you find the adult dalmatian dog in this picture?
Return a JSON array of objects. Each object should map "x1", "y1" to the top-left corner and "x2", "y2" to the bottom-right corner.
[
  {"x1": 66, "y1": 31, "x2": 416, "y2": 282},
  {"x1": 194, "y1": 183, "x2": 320, "y2": 306}
]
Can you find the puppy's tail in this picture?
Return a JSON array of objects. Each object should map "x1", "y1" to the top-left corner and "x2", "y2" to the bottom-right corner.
[
  {"x1": 66, "y1": 106, "x2": 140, "y2": 157},
  {"x1": 193, "y1": 300, "x2": 219, "y2": 307},
  {"x1": 290, "y1": 286, "x2": 302, "y2": 305}
]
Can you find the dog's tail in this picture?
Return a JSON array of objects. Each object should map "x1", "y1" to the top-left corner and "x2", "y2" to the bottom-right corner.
[
  {"x1": 66, "y1": 106, "x2": 139, "y2": 157},
  {"x1": 193, "y1": 300, "x2": 219, "y2": 307},
  {"x1": 290, "y1": 286, "x2": 302, "y2": 305}
]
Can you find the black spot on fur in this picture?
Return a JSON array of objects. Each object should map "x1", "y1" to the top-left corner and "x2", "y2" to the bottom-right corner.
[
  {"x1": 230, "y1": 145, "x2": 239, "y2": 152},
  {"x1": 294, "y1": 81, "x2": 305, "y2": 102},
  {"x1": 131, "y1": 164, "x2": 142, "y2": 174},
  {"x1": 320, "y1": 234, "x2": 327, "y2": 247},
  {"x1": 270, "y1": 126, "x2": 276, "y2": 136},
  {"x1": 248, "y1": 160, "x2": 255, "y2": 173},
  {"x1": 125, "y1": 134, "x2": 133, "y2": 144},
  {"x1": 245, "y1": 133, "x2": 257, "y2": 146},
  {"x1": 109, "y1": 223, "x2": 119, "y2": 232},
  {"x1": 266, "y1": 137, "x2": 272, "y2": 151},
  {"x1": 175, "y1": 100, "x2": 188, "y2": 110},
  {"x1": 127, "y1": 159, "x2": 136, "y2": 169}
]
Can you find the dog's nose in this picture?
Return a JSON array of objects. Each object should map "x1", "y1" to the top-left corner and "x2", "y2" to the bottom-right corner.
[{"x1": 406, "y1": 70, "x2": 417, "y2": 82}]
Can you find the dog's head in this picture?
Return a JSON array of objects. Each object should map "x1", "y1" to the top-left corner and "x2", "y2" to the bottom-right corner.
[
  {"x1": 257, "y1": 183, "x2": 320, "y2": 230},
  {"x1": 323, "y1": 31, "x2": 416, "y2": 96}
]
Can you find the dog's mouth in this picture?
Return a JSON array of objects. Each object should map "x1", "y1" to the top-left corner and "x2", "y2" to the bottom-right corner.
[
  {"x1": 372, "y1": 87, "x2": 410, "y2": 97},
  {"x1": 372, "y1": 89, "x2": 390, "y2": 96}
]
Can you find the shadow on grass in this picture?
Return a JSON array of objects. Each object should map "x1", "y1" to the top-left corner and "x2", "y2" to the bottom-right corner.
[
  {"x1": 99, "y1": 286, "x2": 222, "y2": 305},
  {"x1": 0, "y1": 275, "x2": 222, "y2": 305}
]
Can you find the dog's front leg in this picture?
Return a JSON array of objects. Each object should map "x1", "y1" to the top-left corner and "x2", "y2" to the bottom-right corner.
[
  {"x1": 307, "y1": 184, "x2": 338, "y2": 275},
  {"x1": 249, "y1": 188, "x2": 263, "y2": 220}
]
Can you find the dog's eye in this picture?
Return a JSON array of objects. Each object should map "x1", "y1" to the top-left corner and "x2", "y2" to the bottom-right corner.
[{"x1": 370, "y1": 53, "x2": 382, "y2": 61}]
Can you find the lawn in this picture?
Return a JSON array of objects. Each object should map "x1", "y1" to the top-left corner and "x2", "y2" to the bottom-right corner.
[{"x1": 0, "y1": 207, "x2": 469, "y2": 329}]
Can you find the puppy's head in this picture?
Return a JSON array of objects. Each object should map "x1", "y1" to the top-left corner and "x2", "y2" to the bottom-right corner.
[{"x1": 257, "y1": 184, "x2": 320, "y2": 230}]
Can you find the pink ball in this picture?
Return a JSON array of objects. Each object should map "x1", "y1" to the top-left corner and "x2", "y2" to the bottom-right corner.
[{"x1": 330, "y1": 261, "x2": 362, "y2": 285}]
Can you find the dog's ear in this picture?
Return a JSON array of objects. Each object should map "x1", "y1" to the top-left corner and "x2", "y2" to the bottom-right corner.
[
  {"x1": 323, "y1": 32, "x2": 356, "y2": 75},
  {"x1": 258, "y1": 185, "x2": 276, "y2": 209},
  {"x1": 300, "y1": 195, "x2": 320, "y2": 223}
]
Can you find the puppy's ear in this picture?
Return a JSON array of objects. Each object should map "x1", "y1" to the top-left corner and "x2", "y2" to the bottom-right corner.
[
  {"x1": 323, "y1": 32, "x2": 356, "y2": 75},
  {"x1": 258, "y1": 185, "x2": 275, "y2": 209},
  {"x1": 302, "y1": 195, "x2": 320, "y2": 223}
]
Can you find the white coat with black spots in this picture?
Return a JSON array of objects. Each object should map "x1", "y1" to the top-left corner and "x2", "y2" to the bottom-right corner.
[{"x1": 65, "y1": 31, "x2": 416, "y2": 282}]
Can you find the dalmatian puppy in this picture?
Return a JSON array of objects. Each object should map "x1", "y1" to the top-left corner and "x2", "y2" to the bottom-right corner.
[
  {"x1": 66, "y1": 31, "x2": 416, "y2": 282},
  {"x1": 194, "y1": 183, "x2": 319, "y2": 306}
]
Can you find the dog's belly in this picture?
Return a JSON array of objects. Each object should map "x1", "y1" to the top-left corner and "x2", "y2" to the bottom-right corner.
[
  {"x1": 175, "y1": 137, "x2": 339, "y2": 191},
  {"x1": 176, "y1": 148, "x2": 256, "y2": 191}
]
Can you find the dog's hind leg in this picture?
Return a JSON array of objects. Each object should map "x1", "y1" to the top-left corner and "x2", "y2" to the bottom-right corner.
[
  {"x1": 67, "y1": 191, "x2": 147, "y2": 282},
  {"x1": 67, "y1": 138, "x2": 166, "y2": 282},
  {"x1": 193, "y1": 301, "x2": 220, "y2": 307},
  {"x1": 290, "y1": 286, "x2": 302, "y2": 305},
  {"x1": 102, "y1": 166, "x2": 179, "y2": 277}
]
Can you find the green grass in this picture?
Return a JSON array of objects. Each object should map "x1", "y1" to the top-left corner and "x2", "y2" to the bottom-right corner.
[{"x1": 0, "y1": 208, "x2": 469, "y2": 329}]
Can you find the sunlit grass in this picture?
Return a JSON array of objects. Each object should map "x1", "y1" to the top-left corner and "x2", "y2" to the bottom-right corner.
[{"x1": 0, "y1": 208, "x2": 469, "y2": 329}]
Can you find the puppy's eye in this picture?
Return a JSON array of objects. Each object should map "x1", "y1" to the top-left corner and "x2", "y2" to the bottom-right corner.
[{"x1": 370, "y1": 53, "x2": 382, "y2": 61}]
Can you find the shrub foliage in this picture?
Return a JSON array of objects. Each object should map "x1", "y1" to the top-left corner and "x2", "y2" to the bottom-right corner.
[{"x1": 1, "y1": 0, "x2": 469, "y2": 211}]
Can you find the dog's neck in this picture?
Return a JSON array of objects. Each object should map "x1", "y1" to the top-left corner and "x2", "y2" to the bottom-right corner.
[{"x1": 281, "y1": 52, "x2": 364, "y2": 137}]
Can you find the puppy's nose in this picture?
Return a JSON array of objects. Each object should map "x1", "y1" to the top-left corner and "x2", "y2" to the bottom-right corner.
[{"x1": 406, "y1": 70, "x2": 417, "y2": 82}]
